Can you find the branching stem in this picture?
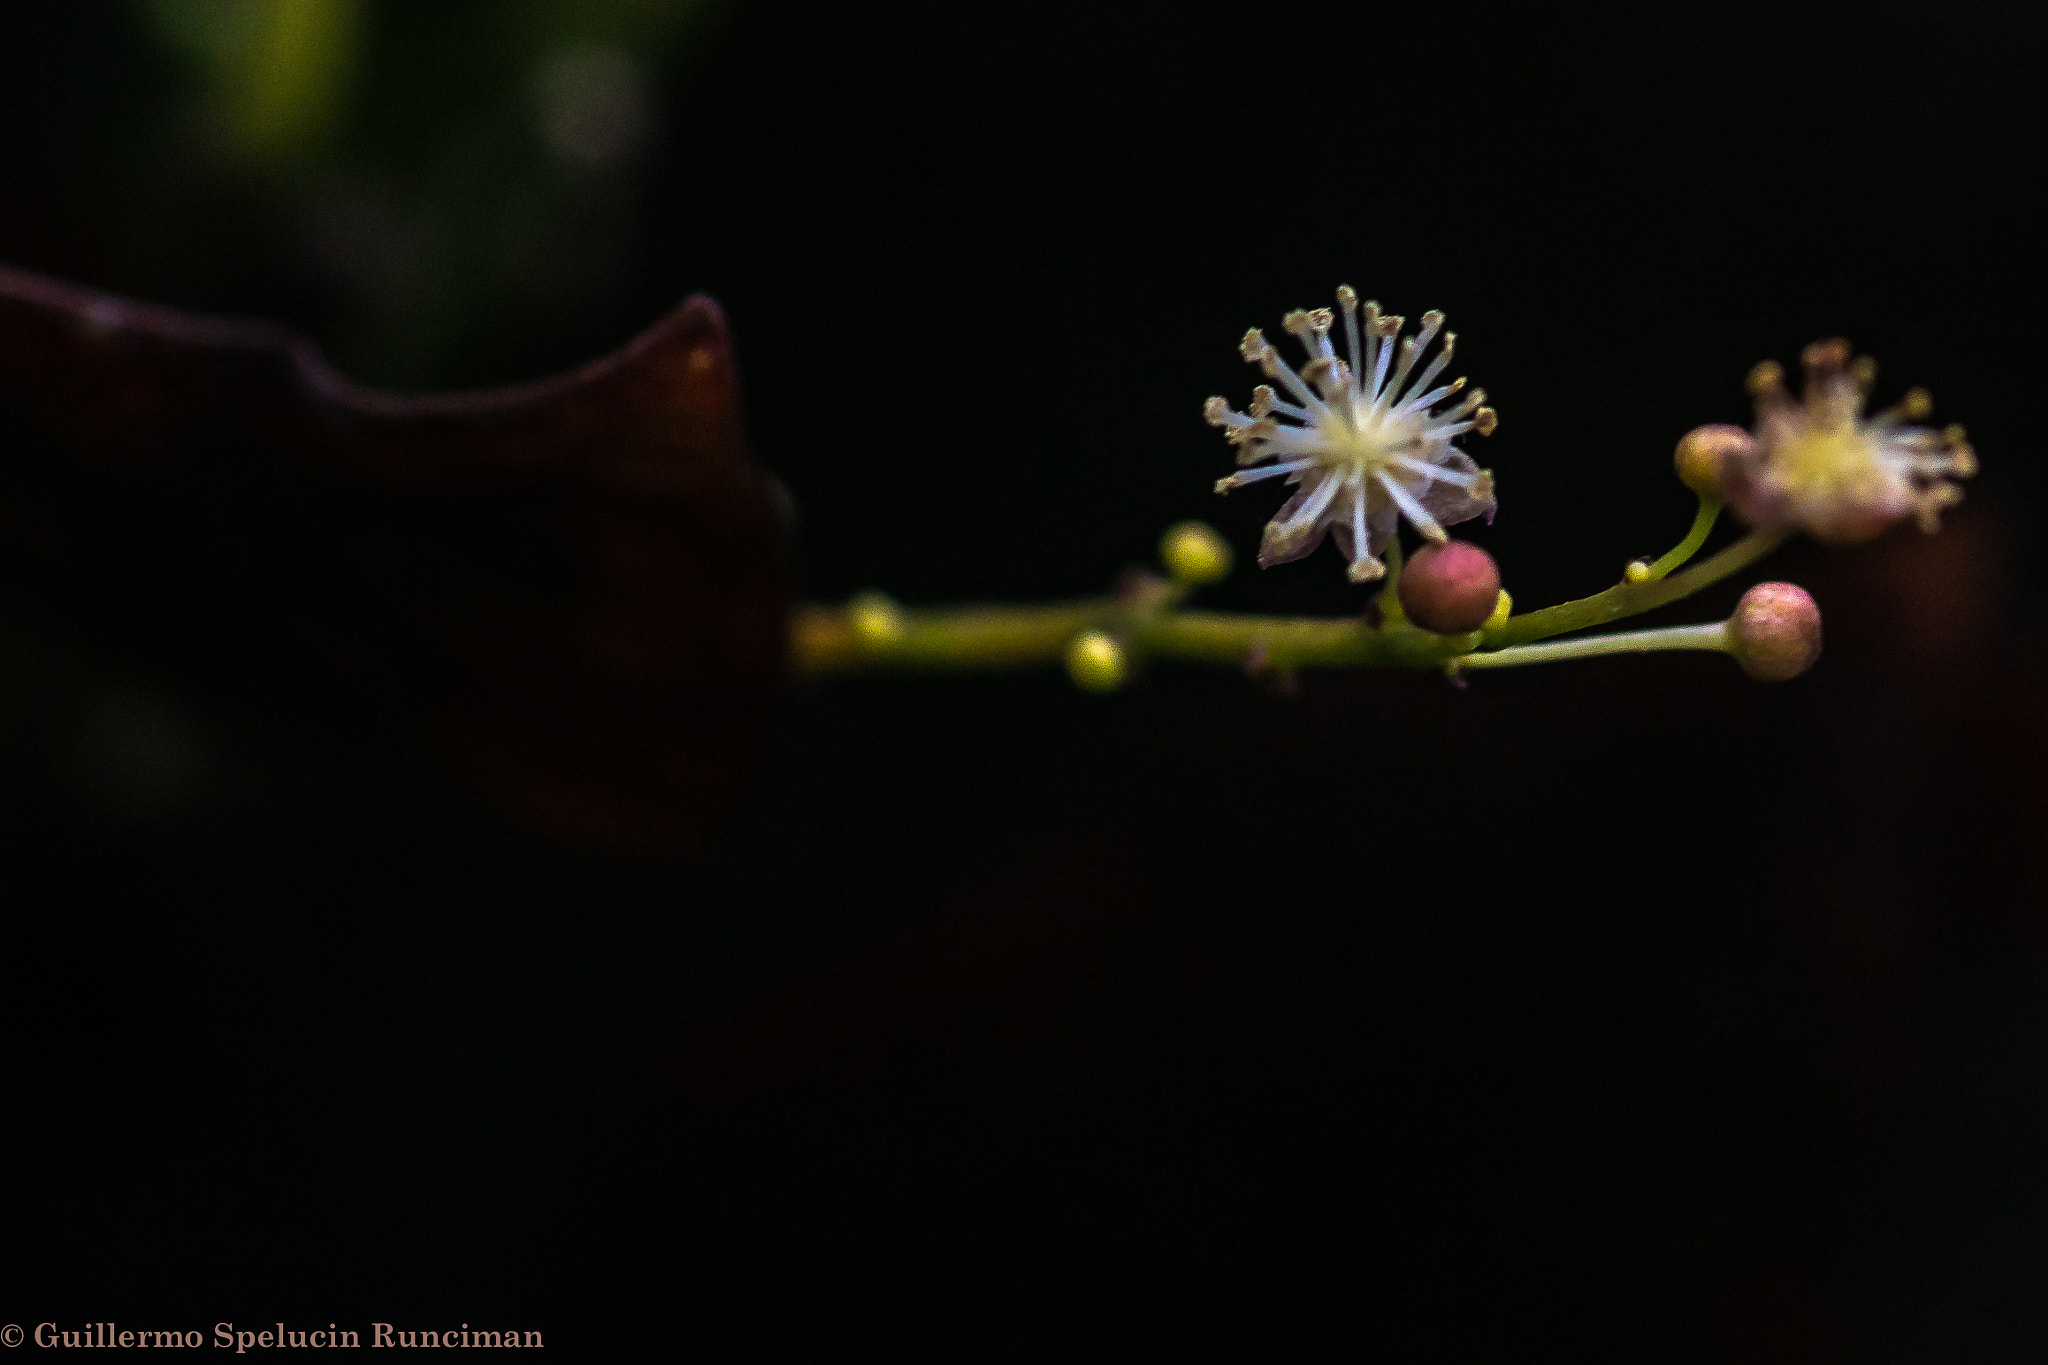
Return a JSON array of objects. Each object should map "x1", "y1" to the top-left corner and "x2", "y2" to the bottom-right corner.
[
  {"x1": 789, "y1": 498, "x2": 1793, "y2": 677},
  {"x1": 1485, "y1": 519, "x2": 1788, "y2": 649}
]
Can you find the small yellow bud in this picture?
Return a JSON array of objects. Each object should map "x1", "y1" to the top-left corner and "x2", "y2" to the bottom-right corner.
[
  {"x1": 1159, "y1": 520, "x2": 1234, "y2": 586},
  {"x1": 847, "y1": 591, "x2": 906, "y2": 650},
  {"x1": 1065, "y1": 631, "x2": 1128, "y2": 692},
  {"x1": 1624, "y1": 559, "x2": 1652, "y2": 584}
]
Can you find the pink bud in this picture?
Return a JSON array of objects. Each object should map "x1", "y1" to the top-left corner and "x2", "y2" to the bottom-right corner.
[
  {"x1": 1728, "y1": 581, "x2": 1822, "y2": 681},
  {"x1": 1397, "y1": 540, "x2": 1502, "y2": 635}
]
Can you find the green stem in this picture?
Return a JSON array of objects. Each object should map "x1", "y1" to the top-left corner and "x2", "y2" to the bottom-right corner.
[
  {"x1": 789, "y1": 510, "x2": 1795, "y2": 677},
  {"x1": 1452, "y1": 621, "x2": 1729, "y2": 672},
  {"x1": 1483, "y1": 523, "x2": 1790, "y2": 649},
  {"x1": 1647, "y1": 497, "x2": 1723, "y2": 580},
  {"x1": 795, "y1": 600, "x2": 1099, "y2": 672},
  {"x1": 794, "y1": 598, "x2": 1448, "y2": 673}
]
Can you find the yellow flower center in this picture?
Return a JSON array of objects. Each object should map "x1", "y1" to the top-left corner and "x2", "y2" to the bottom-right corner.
[
  {"x1": 1315, "y1": 407, "x2": 1423, "y2": 476},
  {"x1": 1775, "y1": 420, "x2": 1884, "y2": 502}
]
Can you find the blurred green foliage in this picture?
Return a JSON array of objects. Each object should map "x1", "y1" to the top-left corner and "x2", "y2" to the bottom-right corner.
[
  {"x1": 11, "y1": 0, "x2": 722, "y2": 388},
  {"x1": 145, "y1": 0, "x2": 364, "y2": 159}
]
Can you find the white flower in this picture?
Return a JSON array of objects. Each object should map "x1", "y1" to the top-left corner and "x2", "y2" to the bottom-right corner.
[
  {"x1": 1728, "y1": 338, "x2": 1977, "y2": 545},
  {"x1": 1205, "y1": 287, "x2": 1498, "y2": 583}
]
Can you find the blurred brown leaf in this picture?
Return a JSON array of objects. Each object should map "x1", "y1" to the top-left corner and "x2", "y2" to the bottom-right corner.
[{"x1": 0, "y1": 263, "x2": 790, "y2": 852}]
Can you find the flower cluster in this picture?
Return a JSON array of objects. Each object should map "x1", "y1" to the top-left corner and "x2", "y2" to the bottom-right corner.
[
  {"x1": 1721, "y1": 338, "x2": 1977, "y2": 545},
  {"x1": 1204, "y1": 288, "x2": 1497, "y2": 583},
  {"x1": 804, "y1": 295, "x2": 1987, "y2": 689}
]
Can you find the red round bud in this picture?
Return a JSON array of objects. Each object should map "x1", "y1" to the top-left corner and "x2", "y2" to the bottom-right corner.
[
  {"x1": 1673, "y1": 423, "x2": 1755, "y2": 500},
  {"x1": 1397, "y1": 539, "x2": 1502, "y2": 635},
  {"x1": 1727, "y1": 581, "x2": 1822, "y2": 681}
]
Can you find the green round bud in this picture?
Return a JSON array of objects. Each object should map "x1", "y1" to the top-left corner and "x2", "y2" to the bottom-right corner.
[
  {"x1": 1159, "y1": 520, "x2": 1234, "y2": 586},
  {"x1": 1673, "y1": 423, "x2": 1754, "y2": 500},
  {"x1": 1727, "y1": 581, "x2": 1822, "y2": 681},
  {"x1": 1065, "y1": 630, "x2": 1128, "y2": 692},
  {"x1": 1397, "y1": 539, "x2": 1503, "y2": 635}
]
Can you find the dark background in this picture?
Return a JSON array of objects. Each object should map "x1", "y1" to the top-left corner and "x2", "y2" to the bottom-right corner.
[{"x1": 4, "y1": 0, "x2": 2047, "y2": 1356}]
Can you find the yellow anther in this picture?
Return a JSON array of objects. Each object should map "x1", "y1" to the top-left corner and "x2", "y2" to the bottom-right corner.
[
  {"x1": 1301, "y1": 356, "x2": 1342, "y2": 390},
  {"x1": 1346, "y1": 556, "x2": 1387, "y2": 584},
  {"x1": 1802, "y1": 338, "x2": 1851, "y2": 374}
]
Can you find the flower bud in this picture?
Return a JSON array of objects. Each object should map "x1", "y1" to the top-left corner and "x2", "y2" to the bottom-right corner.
[
  {"x1": 1065, "y1": 630, "x2": 1128, "y2": 692},
  {"x1": 848, "y1": 590, "x2": 907, "y2": 650},
  {"x1": 1726, "y1": 581, "x2": 1822, "y2": 681},
  {"x1": 1397, "y1": 539, "x2": 1502, "y2": 635},
  {"x1": 1674, "y1": 423, "x2": 1755, "y2": 500},
  {"x1": 1159, "y1": 520, "x2": 1234, "y2": 586}
]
